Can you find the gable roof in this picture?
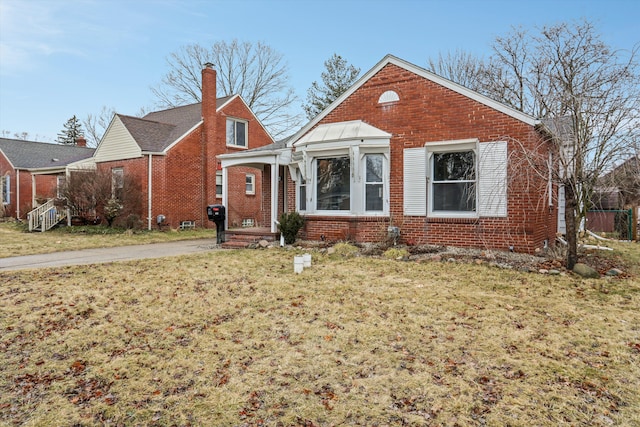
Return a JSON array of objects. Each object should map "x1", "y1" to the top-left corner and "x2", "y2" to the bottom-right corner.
[
  {"x1": 0, "y1": 138, "x2": 95, "y2": 170},
  {"x1": 289, "y1": 54, "x2": 539, "y2": 146},
  {"x1": 113, "y1": 96, "x2": 235, "y2": 152}
]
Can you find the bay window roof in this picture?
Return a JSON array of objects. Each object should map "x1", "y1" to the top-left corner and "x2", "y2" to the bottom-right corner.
[{"x1": 294, "y1": 120, "x2": 391, "y2": 147}]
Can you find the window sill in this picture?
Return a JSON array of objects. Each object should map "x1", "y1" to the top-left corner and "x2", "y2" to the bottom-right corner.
[{"x1": 427, "y1": 216, "x2": 479, "y2": 224}]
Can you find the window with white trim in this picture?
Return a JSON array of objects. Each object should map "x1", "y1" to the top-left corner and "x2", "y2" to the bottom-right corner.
[
  {"x1": 57, "y1": 175, "x2": 66, "y2": 199},
  {"x1": 245, "y1": 173, "x2": 255, "y2": 195},
  {"x1": 403, "y1": 139, "x2": 507, "y2": 218},
  {"x1": 365, "y1": 154, "x2": 384, "y2": 211},
  {"x1": 1, "y1": 175, "x2": 9, "y2": 205},
  {"x1": 216, "y1": 171, "x2": 223, "y2": 198},
  {"x1": 111, "y1": 168, "x2": 123, "y2": 200},
  {"x1": 297, "y1": 173, "x2": 307, "y2": 212},
  {"x1": 316, "y1": 157, "x2": 351, "y2": 211},
  {"x1": 226, "y1": 118, "x2": 247, "y2": 147},
  {"x1": 431, "y1": 150, "x2": 476, "y2": 213}
]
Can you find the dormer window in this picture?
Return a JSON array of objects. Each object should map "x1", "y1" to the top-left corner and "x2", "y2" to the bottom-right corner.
[{"x1": 226, "y1": 118, "x2": 247, "y2": 148}]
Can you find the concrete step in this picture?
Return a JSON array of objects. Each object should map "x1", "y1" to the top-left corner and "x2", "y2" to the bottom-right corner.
[{"x1": 221, "y1": 240, "x2": 253, "y2": 249}]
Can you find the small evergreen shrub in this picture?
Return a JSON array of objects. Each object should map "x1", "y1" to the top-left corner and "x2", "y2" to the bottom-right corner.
[
  {"x1": 331, "y1": 242, "x2": 359, "y2": 258},
  {"x1": 278, "y1": 212, "x2": 305, "y2": 244}
]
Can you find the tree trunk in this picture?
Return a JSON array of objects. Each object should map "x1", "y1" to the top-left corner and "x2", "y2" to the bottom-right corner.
[{"x1": 564, "y1": 183, "x2": 579, "y2": 269}]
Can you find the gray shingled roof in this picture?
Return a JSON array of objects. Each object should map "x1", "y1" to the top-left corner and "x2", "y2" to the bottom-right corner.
[
  {"x1": 118, "y1": 97, "x2": 234, "y2": 152},
  {"x1": 0, "y1": 138, "x2": 95, "y2": 170}
]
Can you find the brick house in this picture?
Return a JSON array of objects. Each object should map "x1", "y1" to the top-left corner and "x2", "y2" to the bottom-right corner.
[
  {"x1": 221, "y1": 55, "x2": 558, "y2": 253},
  {"x1": 94, "y1": 63, "x2": 274, "y2": 230},
  {"x1": 0, "y1": 137, "x2": 94, "y2": 220}
]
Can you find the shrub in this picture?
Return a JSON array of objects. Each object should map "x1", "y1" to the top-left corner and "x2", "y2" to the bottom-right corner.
[
  {"x1": 278, "y1": 212, "x2": 305, "y2": 244},
  {"x1": 383, "y1": 247, "x2": 410, "y2": 260},
  {"x1": 331, "y1": 242, "x2": 359, "y2": 258}
]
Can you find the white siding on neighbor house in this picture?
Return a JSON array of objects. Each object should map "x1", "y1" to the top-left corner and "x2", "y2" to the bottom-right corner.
[
  {"x1": 478, "y1": 141, "x2": 508, "y2": 217},
  {"x1": 403, "y1": 147, "x2": 427, "y2": 216},
  {"x1": 94, "y1": 116, "x2": 142, "y2": 163}
]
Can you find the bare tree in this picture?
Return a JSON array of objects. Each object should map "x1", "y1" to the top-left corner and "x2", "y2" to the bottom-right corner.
[
  {"x1": 494, "y1": 21, "x2": 639, "y2": 268},
  {"x1": 427, "y1": 20, "x2": 640, "y2": 268},
  {"x1": 427, "y1": 49, "x2": 488, "y2": 93},
  {"x1": 151, "y1": 40, "x2": 301, "y2": 139},
  {"x1": 58, "y1": 168, "x2": 112, "y2": 223},
  {"x1": 83, "y1": 106, "x2": 116, "y2": 147},
  {"x1": 59, "y1": 168, "x2": 145, "y2": 228}
]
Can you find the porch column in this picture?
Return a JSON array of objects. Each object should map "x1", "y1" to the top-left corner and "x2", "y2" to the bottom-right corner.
[
  {"x1": 222, "y1": 166, "x2": 228, "y2": 230},
  {"x1": 270, "y1": 157, "x2": 279, "y2": 233}
]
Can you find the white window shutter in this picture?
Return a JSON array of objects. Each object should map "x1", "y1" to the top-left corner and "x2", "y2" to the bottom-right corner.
[
  {"x1": 403, "y1": 147, "x2": 426, "y2": 216},
  {"x1": 478, "y1": 141, "x2": 507, "y2": 217}
]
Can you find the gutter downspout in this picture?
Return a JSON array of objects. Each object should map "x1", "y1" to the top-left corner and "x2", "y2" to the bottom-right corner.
[
  {"x1": 16, "y1": 169, "x2": 20, "y2": 219},
  {"x1": 148, "y1": 154, "x2": 153, "y2": 231},
  {"x1": 271, "y1": 155, "x2": 279, "y2": 233}
]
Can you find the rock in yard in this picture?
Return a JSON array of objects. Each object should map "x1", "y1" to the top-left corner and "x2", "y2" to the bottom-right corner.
[
  {"x1": 258, "y1": 239, "x2": 270, "y2": 248},
  {"x1": 606, "y1": 268, "x2": 623, "y2": 276},
  {"x1": 573, "y1": 263, "x2": 599, "y2": 279}
]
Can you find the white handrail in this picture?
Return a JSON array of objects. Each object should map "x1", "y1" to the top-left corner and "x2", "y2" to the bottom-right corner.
[{"x1": 27, "y1": 199, "x2": 66, "y2": 231}]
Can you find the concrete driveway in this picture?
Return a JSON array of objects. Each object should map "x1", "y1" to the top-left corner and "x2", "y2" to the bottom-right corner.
[{"x1": 0, "y1": 239, "x2": 220, "y2": 271}]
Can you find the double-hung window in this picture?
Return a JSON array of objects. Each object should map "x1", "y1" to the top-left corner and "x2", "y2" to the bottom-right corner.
[
  {"x1": 245, "y1": 173, "x2": 255, "y2": 195},
  {"x1": 226, "y1": 118, "x2": 247, "y2": 147},
  {"x1": 111, "y1": 168, "x2": 124, "y2": 200},
  {"x1": 216, "y1": 171, "x2": 223, "y2": 198},
  {"x1": 431, "y1": 150, "x2": 476, "y2": 213},
  {"x1": 57, "y1": 175, "x2": 66, "y2": 199},
  {"x1": 404, "y1": 138, "x2": 507, "y2": 218},
  {"x1": 297, "y1": 173, "x2": 307, "y2": 212},
  {"x1": 1, "y1": 175, "x2": 9, "y2": 205},
  {"x1": 364, "y1": 154, "x2": 384, "y2": 211}
]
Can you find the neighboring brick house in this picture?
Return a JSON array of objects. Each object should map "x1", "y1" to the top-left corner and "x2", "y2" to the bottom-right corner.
[
  {"x1": 94, "y1": 63, "x2": 274, "y2": 230},
  {"x1": 0, "y1": 137, "x2": 94, "y2": 220},
  {"x1": 222, "y1": 55, "x2": 558, "y2": 253}
]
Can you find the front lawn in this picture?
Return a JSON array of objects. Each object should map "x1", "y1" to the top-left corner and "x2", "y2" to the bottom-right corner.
[
  {"x1": 1, "y1": 247, "x2": 639, "y2": 426},
  {"x1": 0, "y1": 222, "x2": 215, "y2": 258}
]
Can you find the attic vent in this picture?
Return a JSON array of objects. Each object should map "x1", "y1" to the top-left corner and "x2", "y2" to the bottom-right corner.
[
  {"x1": 378, "y1": 90, "x2": 399, "y2": 104},
  {"x1": 51, "y1": 158, "x2": 59, "y2": 162}
]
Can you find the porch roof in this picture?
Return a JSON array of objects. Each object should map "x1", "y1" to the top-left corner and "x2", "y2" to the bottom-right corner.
[{"x1": 294, "y1": 120, "x2": 391, "y2": 147}]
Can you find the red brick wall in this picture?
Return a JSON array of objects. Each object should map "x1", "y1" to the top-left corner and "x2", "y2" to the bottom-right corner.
[
  {"x1": 95, "y1": 96, "x2": 273, "y2": 230},
  {"x1": 1, "y1": 153, "x2": 17, "y2": 217},
  {"x1": 288, "y1": 63, "x2": 556, "y2": 253},
  {"x1": 211, "y1": 97, "x2": 273, "y2": 228}
]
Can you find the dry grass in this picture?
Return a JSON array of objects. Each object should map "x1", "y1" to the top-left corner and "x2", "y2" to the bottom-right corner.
[
  {"x1": 0, "y1": 222, "x2": 214, "y2": 258},
  {"x1": 1, "y1": 246, "x2": 639, "y2": 426}
]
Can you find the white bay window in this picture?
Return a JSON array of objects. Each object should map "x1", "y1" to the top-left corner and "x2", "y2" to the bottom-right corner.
[{"x1": 293, "y1": 120, "x2": 392, "y2": 216}]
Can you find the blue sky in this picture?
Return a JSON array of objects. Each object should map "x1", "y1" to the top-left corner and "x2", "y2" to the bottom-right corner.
[{"x1": 1, "y1": 0, "x2": 638, "y2": 143}]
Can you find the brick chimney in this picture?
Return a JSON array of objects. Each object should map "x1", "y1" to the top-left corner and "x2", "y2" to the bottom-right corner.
[
  {"x1": 201, "y1": 62, "x2": 219, "y2": 212},
  {"x1": 202, "y1": 62, "x2": 217, "y2": 140},
  {"x1": 75, "y1": 136, "x2": 87, "y2": 147}
]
